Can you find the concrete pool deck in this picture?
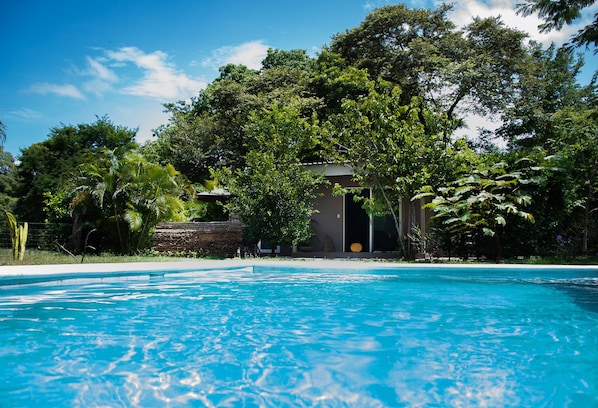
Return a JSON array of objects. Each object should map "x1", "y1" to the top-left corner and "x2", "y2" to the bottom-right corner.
[{"x1": 1, "y1": 258, "x2": 597, "y2": 286}]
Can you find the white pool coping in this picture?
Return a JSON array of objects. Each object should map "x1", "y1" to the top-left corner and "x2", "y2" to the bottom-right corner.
[{"x1": 1, "y1": 258, "x2": 597, "y2": 285}]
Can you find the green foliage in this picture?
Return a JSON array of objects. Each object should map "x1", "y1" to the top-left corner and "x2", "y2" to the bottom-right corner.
[
  {"x1": 5, "y1": 211, "x2": 28, "y2": 261},
  {"x1": 262, "y1": 48, "x2": 314, "y2": 70},
  {"x1": 330, "y1": 4, "x2": 529, "y2": 121},
  {"x1": 500, "y1": 44, "x2": 587, "y2": 148},
  {"x1": 516, "y1": 0, "x2": 598, "y2": 51},
  {"x1": 144, "y1": 110, "x2": 218, "y2": 184},
  {"x1": 15, "y1": 116, "x2": 137, "y2": 222},
  {"x1": 216, "y1": 101, "x2": 326, "y2": 249},
  {"x1": 0, "y1": 120, "x2": 6, "y2": 145},
  {"x1": 325, "y1": 78, "x2": 466, "y2": 256},
  {"x1": 548, "y1": 106, "x2": 598, "y2": 253},
  {"x1": 43, "y1": 190, "x2": 71, "y2": 223},
  {"x1": 330, "y1": 3, "x2": 458, "y2": 105},
  {"x1": 0, "y1": 147, "x2": 17, "y2": 215},
  {"x1": 148, "y1": 47, "x2": 330, "y2": 185},
  {"x1": 69, "y1": 150, "x2": 192, "y2": 254},
  {"x1": 418, "y1": 159, "x2": 541, "y2": 259},
  {"x1": 309, "y1": 50, "x2": 372, "y2": 117}
]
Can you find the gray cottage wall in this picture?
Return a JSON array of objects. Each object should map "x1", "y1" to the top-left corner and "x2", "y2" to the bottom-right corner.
[{"x1": 306, "y1": 175, "x2": 360, "y2": 253}]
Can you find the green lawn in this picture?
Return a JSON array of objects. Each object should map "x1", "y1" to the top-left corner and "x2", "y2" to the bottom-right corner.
[
  {"x1": 0, "y1": 248, "x2": 199, "y2": 266},
  {"x1": 1, "y1": 247, "x2": 596, "y2": 266}
]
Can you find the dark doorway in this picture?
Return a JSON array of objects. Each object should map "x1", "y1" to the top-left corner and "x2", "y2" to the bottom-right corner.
[
  {"x1": 374, "y1": 214, "x2": 399, "y2": 251},
  {"x1": 345, "y1": 191, "x2": 369, "y2": 252}
]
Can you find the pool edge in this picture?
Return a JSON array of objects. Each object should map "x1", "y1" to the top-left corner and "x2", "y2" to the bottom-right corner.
[{"x1": 1, "y1": 259, "x2": 597, "y2": 286}]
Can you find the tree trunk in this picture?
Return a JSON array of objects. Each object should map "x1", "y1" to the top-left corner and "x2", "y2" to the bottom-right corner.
[
  {"x1": 582, "y1": 182, "x2": 594, "y2": 255},
  {"x1": 374, "y1": 179, "x2": 405, "y2": 256},
  {"x1": 407, "y1": 200, "x2": 417, "y2": 260}
]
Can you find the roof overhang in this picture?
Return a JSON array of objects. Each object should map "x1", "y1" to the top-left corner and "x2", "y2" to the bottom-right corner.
[{"x1": 303, "y1": 162, "x2": 354, "y2": 177}]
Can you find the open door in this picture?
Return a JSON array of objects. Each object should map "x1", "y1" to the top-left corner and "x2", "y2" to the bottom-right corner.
[{"x1": 345, "y1": 191, "x2": 369, "y2": 252}]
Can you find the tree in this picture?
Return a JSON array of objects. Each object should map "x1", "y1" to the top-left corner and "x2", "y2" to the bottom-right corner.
[
  {"x1": 15, "y1": 116, "x2": 137, "y2": 222},
  {"x1": 309, "y1": 50, "x2": 374, "y2": 118},
  {"x1": 146, "y1": 106, "x2": 219, "y2": 184},
  {"x1": 147, "y1": 48, "x2": 327, "y2": 187},
  {"x1": 325, "y1": 75, "x2": 467, "y2": 252},
  {"x1": 329, "y1": 4, "x2": 529, "y2": 123},
  {"x1": 499, "y1": 44, "x2": 587, "y2": 148},
  {"x1": 492, "y1": 37, "x2": 597, "y2": 256},
  {"x1": 516, "y1": 0, "x2": 598, "y2": 51},
  {"x1": 549, "y1": 106, "x2": 598, "y2": 254},
  {"x1": 0, "y1": 147, "x2": 17, "y2": 215},
  {"x1": 0, "y1": 120, "x2": 6, "y2": 145},
  {"x1": 216, "y1": 101, "x2": 326, "y2": 252},
  {"x1": 418, "y1": 159, "x2": 539, "y2": 259},
  {"x1": 330, "y1": 4, "x2": 457, "y2": 106},
  {"x1": 70, "y1": 150, "x2": 192, "y2": 253}
]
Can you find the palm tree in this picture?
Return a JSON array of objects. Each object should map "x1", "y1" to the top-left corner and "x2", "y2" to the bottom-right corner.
[
  {"x1": 120, "y1": 152, "x2": 190, "y2": 251},
  {"x1": 71, "y1": 149, "x2": 191, "y2": 253},
  {"x1": 0, "y1": 120, "x2": 6, "y2": 145}
]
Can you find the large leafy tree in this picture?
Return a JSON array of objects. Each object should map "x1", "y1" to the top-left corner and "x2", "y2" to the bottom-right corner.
[
  {"x1": 500, "y1": 44, "x2": 588, "y2": 148},
  {"x1": 150, "y1": 48, "x2": 323, "y2": 186},
  {"x1": 325, "y1": 77, "x2": 467, "y2": 256},
  {"x1": 15, "y1": 116, "x2": 137, "y2": 222},
  {"x1": 145, "y1": 104, "x2": 219, "y2": 184},
  {"x1": 516, "y1": 0, "x2": 598, "y2": 51},
  {"x1": 548, "y1": 106, "x2": 598, "y2": 254},
  {"x1": 0, "y1": 147, "x2": 17, "y2": 215},
  {"x1": 329, "y1": 4, "x2": 457, "y2": 107},
  {"x1": 308, "y1": 50, "x2": 373, "y2": 118},
  {"x1": 69, "y1": 150, "x2": 192, "y2": 254},
  {"x1": 216, "y1": 101, "x2": 325, "y2": 251},
  {"x1": 329, "y1": 4, "x2": 529, "y2": 122},
  {"x1": 496, "y1": 40, "x2": 597, "y2": 256}
]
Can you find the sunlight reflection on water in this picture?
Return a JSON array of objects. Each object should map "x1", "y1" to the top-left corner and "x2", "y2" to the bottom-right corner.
[{"x1": 0, "y1": 266, "x2": 597, "y2": 407}]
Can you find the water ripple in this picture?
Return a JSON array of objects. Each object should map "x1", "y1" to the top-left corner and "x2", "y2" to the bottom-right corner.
[{"x1": 0, "y1": 269, "x2": 597, "y2": 406}]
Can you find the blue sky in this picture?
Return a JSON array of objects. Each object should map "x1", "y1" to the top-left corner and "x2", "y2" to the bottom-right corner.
[{"x1": 2, "y1": 0, "x2": 596, "y2": 157}]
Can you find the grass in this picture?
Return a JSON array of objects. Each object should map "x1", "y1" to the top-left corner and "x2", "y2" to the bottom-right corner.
[
  {"x1": 0, "y1": 248, "x2": 199, "y2": 266},
  {"x1": 1, "y1": 248, "x2": 597, "y2": 266}
]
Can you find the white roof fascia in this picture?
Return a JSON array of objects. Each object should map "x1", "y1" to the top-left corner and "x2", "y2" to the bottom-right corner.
[{"x1": 304, "y1": 163, "x2": 353, "y2": 177}]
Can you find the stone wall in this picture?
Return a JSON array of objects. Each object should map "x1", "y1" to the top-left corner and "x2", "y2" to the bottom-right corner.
[{"x1": 152, "y1": 221, "x2": 243, "y2": 257}]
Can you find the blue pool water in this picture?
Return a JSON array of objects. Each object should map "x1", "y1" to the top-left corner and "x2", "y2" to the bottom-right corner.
[{"x1": 0, "y1": 264, "x2": 597, "y2": 407}]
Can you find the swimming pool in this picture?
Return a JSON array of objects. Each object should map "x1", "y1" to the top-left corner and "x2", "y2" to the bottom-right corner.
[{"x1": 1, "y1": 261, "x2": 597, "y2": 407}]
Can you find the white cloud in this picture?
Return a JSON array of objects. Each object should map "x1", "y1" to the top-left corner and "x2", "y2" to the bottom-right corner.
[
  {"x1": 202, "y1": 40, "x2": 270, "y2": 70},
  {"x1": 85, "y1": 56, "x2": 118, "y2": 82},
  {"x1": 26, "y1": 82, "x2": 86, "y2": 100},
  {"x1": 81, "y1": 56, "x2": 119, "y2": 96},
  {"x1": 446, "y1": 0, "x2": 580, "y2": 46},
  {"x1": 104, "y1": 47, "x2": 207, "y2": 100},
  {"x1": 5, "y1": 107, "x2": 43, "y2": 120}
]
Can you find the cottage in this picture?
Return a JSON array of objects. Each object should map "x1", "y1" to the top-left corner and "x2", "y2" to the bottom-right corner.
[
  {"x1": 173, "y1": 163, "x2": 432, "y2": 258},
  {"x1": 296, "y1": 163, "x2": 431, "y2": 257}
]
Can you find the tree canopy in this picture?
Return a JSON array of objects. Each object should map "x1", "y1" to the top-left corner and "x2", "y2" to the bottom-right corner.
[
  {"x1": 15, "y1": 116, "x2": 137, "y2": 222},
  {"x1": 214, "y1": 100, "x2": 326, "y2": 250},
  {"x1": 68, "y1": 150, "x2": 192, "y2": 254},
  {"x1": 329, "y1": 4, "x2": 529, "y2": 122},
  {"x1": 0, "y1": 121, "x2": 6, "y2": 146},
  {"x1": 0, "y1": 147, "x2": 17, "y2": 216},
  {"x1": 516, "y1": 0, "x2": 598, "y2": 51}
]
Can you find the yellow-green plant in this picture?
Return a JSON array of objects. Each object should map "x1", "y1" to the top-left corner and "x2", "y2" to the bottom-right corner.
[{"x1": 5, "y1": 212, "x2": 28, "y2": 261}]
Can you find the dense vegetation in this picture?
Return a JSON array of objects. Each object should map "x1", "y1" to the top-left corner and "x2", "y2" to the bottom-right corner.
[{"x1": 0, "y1": 3, "x2": 596, "y2": 260}]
